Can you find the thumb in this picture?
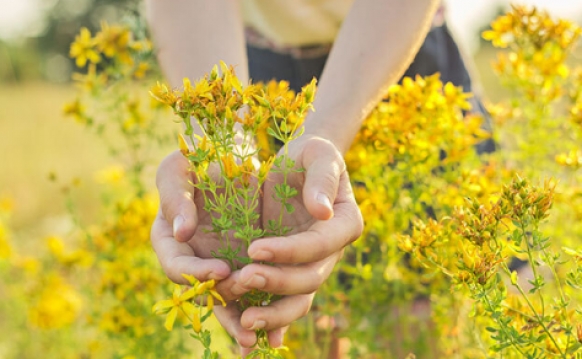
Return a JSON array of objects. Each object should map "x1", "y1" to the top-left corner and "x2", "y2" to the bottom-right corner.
[
  {"x1": 300, "y1": 138, "x2": 345, "y2": 221},
  {"x1": 156, "y1": 151, "x2": 198, "y2": 242}
]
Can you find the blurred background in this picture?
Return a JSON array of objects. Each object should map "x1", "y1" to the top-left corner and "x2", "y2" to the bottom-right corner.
[
  {"x1": 0, "y1": 0, "x2": 580, "y2": 242},
  {"x1": 0, "y1": 1, "x2": 580, "y2": 358}
]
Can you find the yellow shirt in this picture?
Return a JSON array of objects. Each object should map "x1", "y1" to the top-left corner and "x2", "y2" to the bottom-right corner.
[{"x1": 242, "y1": 0, "x2": 354, "y2": 47}]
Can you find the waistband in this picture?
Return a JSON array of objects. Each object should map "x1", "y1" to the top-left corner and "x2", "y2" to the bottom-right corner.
[
  {"x1": 244, "y1": 4, "x2": 446, "y2": 61},
  {"x1": 245, "y1": 27, "x2": 332, "y2": 60}
]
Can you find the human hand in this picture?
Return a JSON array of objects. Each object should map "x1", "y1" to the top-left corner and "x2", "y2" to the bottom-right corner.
[
  {"x1": 150, "y1": 150, "x2": 233, "y2": 284},
  {"x1": 151, "y1": 136, "x2": 363, "y2": 355},
  {"x1": 213, "y1": 135, "x2": 363, "y2": 355}
]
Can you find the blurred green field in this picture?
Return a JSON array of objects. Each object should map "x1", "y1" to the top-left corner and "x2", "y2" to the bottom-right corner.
[
  {"x1": 0, "y1": 81, "x2": 175, "y2": 240},
  {"x1": 0, "y1": 82, "x2": 111, "y2": 233}
]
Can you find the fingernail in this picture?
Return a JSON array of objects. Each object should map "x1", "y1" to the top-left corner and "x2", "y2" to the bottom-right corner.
[
  {"x1": 249, "y1": 320, "x2": 266, "y2": 330},
  {"x1": 173, "y1": 215, "x2": 184, "y2": 238},
  {"x1": 250, "y1": 249, "x2": 273, "y2": 262},
  {"x1": 244, "y1": 274, "x2": 266, "y2": 289},
  {"x1": 316, "y1": 193, "x2": 332, "y2": 210}
]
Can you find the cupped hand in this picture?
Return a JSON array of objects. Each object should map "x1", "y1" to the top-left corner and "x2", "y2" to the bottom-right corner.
[
  {"x1": 214, "y1": 135, "x2": 363, "y2": 353},
  {"x1": 151, "y1": 136, "x2": 363, "y2": 354}
]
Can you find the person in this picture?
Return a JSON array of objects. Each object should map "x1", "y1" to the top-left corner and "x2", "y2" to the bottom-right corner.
[{"x1": 145, "y1": 0, "x2": 492, "y2": 356}]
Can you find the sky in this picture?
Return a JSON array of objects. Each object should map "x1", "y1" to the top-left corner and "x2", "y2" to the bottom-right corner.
[{"x1": 1, "y1": 0, "x2": 581, "y2": 51}]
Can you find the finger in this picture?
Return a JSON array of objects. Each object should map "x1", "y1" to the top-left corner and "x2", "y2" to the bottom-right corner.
[
  {"x1": 240, "y1": 293, "x2": 315, "y2": 332},
  {"x1": 151, "y1": 209, "x2": 231, "y2": 283},
  {"x1": 213, "y1": 302, "x2": 257, "y2": 349},
  {"x1": 248, "y1": 184, "x2": 363, "y2": 264},
  {"x1": 267, "y1": 326, "x2": 288, "y2": 349},
  {"x1": 215, "y1": 270, "x2": 246, "y2": 302},
  {"x1": 241, "y1": 346, "x2": 254, "y2": 358},
  {"x1": 300, "y1": 138, "x2": 344, "y2": 221},
  {"x1": 156, "y1": 150, "x2": 197, "y2": 242},
  {"x1": 226, "y1": 253, "x2": 340, "y2": 297}
]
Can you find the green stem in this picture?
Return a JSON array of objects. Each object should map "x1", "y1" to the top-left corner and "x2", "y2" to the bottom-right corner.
[
  {"x1": 478, "y1": 285, "x2": 529, "y2": 358},
  {"x1": 520, "y1": 221, "x2": 546, "y2": 314},
  {"x1": 505, "y1": 262, "x2": 566, "y2": 358},
  {"x1": 277, "y1": 142, "x2": 290, "y2": 236}
]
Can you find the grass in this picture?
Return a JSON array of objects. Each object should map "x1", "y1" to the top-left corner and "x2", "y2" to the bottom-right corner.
[
  {"x1": 0, "y1": 81, "x2": 176, "y2": 244},
  {"x1": 0, "y1": 82, "x2": 114, "y2": 235}
]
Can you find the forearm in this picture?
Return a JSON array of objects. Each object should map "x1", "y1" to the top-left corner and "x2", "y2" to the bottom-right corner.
[
  {"x1": 145, "y1": 0, "x2": 248, "y2": 87},
  {"x1": 304, "y1": 0, "x2": 440, "y2": 154}
]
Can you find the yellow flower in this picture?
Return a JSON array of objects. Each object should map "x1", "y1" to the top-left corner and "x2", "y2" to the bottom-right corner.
[
  {"x1": 72, "y1": 63, "x2": 108, "y2": 92},
  {"x1": 301, "y1": 77, "x2": 317, "y2": 104},
  {"x1": 46, "y1": 236, "x2": 94, "y2": 267},
  {"x1": 95, "y1": 21, "x2": 132, "y2": 65},
  {"x1": 556, "y1": 150, "x2": 582, "y2": 169},
  {"x1": 28, "y1": 274, "x2": 83, "y2": 329},
  {"x1": 241, "y1": 157, "x2": 256, "y2": 187},
  {"x1": 95, "y1": 165, "x2": 125, "y2": 185},
  {"x1": 182, "y1": 274, "x2": 227, "y2": 308},
  {"x1": 130, "y1": 39, "x2": 152, "y2": 52},
  {"x1": 69, "y1": 27, "x2": 101, "y2": 67},
  {"x1": 133, "y1": 62, "x2": 150, "y2": 79},
  {"x1": 258, "y1": 155, "x2": 276, "y2": 184},
  {"x1": 0, "y1": 224, "x2": 11, "y2": 260},
  {"x1": 220, "y1": 153, "x2": 241, "y2": 179},
  {"x1": 150, "y1": 81, "x2": 177, "y2": 107},
  {"x1": 178, "y1": 134, "x2": 190, "y2": 156},
  {"x1": 153, "y1": 284, "x2": 201, "y2": 331},
  {"x1": 12, "y1": 256, "x2": 40, "y2": 275},
  {"x1": 62, "y1": 98, "x2": 85, "y2": 119}
]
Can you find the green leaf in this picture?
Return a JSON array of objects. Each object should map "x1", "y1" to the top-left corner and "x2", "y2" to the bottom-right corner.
[
  {"x1": 267, "y1": 219, "x2": 278, "y2": 232},
  {"x1": 285, "y1": 156, "x2": 296, "y2": 169},
  {"x1": 237, "y1": 256, "x2": 253, "y2": 265},
  {"x1": 267, "y1": 126, "x2": 281, "y2": 141},
  {"x1": 485, "y1": 326, "x2": 498, "y2": 333},
  {"x1": 274, "y1": 155, "x2": 284, "y2": 167},
  {"x1": 280, "y1": 120, "x2": 288, "y2": 133}
]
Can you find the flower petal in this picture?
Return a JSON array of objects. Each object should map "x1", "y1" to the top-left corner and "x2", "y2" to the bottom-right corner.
[
  {"x1": 164, "y1": 307, "x2": 178, "y2": 331},
  {"x1": 209, "y1": 289, "x2": 226, "y2": 307},
  {"x1": 179, "y1": 287, "x2": 198, "y2": 302},
  {"x1": 152, "y1": 300, "x2": 175, "y2": 314},
  {"x1": 181, "y1": 301, "x2": 198, "y2": 318}
]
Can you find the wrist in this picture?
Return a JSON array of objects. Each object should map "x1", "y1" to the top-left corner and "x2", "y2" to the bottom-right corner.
[{"x1": 302, "y1": 119, "x2": 360, "y2": 155}]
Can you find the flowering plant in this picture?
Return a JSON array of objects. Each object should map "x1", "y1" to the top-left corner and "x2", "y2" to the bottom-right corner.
[{"x1": 150, "y1": 62, "x2": 316, "y2": 358}]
